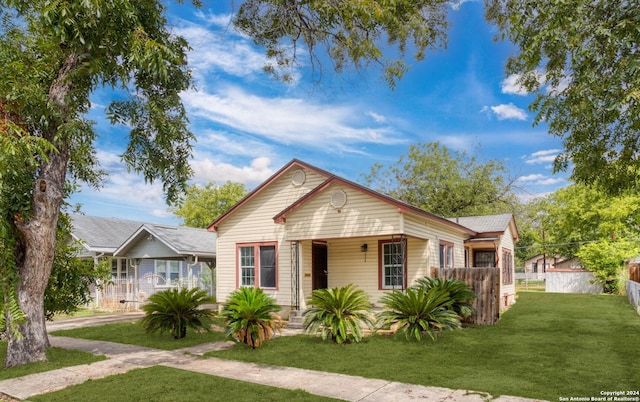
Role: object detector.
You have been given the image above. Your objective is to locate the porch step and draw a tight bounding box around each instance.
[287,310,304,329]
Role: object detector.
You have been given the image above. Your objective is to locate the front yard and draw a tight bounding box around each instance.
[9,292,640,401]
[204,292,639,401]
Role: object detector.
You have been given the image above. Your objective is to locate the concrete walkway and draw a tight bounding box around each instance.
[0,315,545,401]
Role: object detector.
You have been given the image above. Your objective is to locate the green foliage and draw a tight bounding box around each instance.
[576,239,640,294]
[414,277,476,319]
[45,212,112,320]
[0,0,199,364]
[140,288,216,339]
[377,287,462,341]
[361,142,519,217]
[302,284,374,344]
[535,184,640,258]
[486,0,640,195]
[233,0,449,87]
[171,181,249,228]
[221,287,282,348]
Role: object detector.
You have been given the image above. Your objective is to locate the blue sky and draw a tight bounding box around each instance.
[69,0,567,225]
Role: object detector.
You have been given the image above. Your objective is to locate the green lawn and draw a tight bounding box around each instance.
[50,319,229,350]
[28,366,340,402]
[205,292,640,401]
[0,343,105,381]
[18,293,640,401]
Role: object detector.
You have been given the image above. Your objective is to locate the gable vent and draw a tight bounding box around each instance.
[330,189,347,209]
[291,169,306,186]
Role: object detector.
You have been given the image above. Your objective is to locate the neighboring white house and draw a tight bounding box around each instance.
[207,159,519,317]
[70,214,216,309]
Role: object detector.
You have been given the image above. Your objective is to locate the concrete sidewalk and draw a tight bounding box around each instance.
[0,315,545,401]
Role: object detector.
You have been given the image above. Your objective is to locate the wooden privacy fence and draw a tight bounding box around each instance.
[431,267,500,325]
[630,264,640,283]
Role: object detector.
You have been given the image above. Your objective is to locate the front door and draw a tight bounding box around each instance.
[312,242,328,290]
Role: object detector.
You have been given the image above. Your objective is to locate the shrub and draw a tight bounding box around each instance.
[221,287,282,349]
[302,284,374,344]
[377,287,461,341]
[414,276,476,319]
[140,287,216,339]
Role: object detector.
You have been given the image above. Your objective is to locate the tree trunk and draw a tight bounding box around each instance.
[4,53,76,368]
[5,151,68,367]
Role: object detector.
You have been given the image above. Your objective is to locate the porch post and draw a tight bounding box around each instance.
[290,241,300,310]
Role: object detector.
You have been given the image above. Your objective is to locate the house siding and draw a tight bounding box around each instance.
[125,238,181,259]
[500,225,516,309]
[215,167,328,306]
[297,236,430,308]
[283,184,401,240]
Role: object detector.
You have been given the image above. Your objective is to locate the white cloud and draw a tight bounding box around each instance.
[517,173,565,186]
[367,111,386,123]
[518,173,546,182]
[182,86,403,153]
[501,74,529,96]
[523,149,562,164]
[191,157,275,186]
[174,24,268,81]
[489,103,528,121]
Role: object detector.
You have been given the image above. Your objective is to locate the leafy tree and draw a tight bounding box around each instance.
[221,287,282,349]
[233,0,449,87]
[171,181,248,228]
[45,212,111,321]
[140,288,216,339]
[362,142,519,217]
[576,239,640,294]
[486,0,640,194]
[302,284,374,344]
[0,0,456,367]
[377,287,461,341]
[414,277,476,320]
[538,184,640,259]
[0,0,195,367]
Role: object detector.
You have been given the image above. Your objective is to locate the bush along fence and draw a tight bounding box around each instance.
[431,267,500,325]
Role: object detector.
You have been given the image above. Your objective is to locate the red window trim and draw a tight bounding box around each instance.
[378,239,408,290]
[439,240,454,268]
[235,242,278,290]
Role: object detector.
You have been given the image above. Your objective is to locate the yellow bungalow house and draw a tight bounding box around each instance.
[208,159,518,319]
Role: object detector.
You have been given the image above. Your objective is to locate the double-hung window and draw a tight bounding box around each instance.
[379,239,406,289]
[439,241,454,268]
[238,243,277,288]
[155,260,180,286]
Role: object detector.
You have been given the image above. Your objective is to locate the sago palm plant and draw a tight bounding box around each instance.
[377,286,461,341]
[415,276,476,319]
[221,287,282,349]
[140,287,216,339]
[302,284,374,344]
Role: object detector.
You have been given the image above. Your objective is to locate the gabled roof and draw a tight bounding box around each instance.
[273,174,477,235]
[208,159,333,231]
[113,223,216,260]
[71,213,216,262]
[71,213,142,254]
[449,213,519,241]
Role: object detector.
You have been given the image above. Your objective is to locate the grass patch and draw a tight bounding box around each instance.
[0,342,105,381]
[50,319,229,350]
[515,279,545,292]
[205,293,640,401]
[29,366,340,402]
